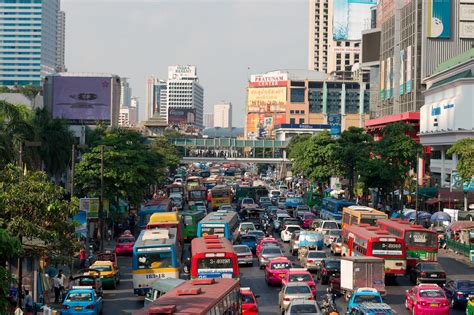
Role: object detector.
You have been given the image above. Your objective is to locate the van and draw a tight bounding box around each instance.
[144,278,186,306]
[311,220,339,233]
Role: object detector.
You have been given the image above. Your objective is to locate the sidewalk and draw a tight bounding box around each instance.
[439,248,473,266]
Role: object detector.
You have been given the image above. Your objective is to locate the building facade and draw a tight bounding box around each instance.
[120,77,131,108]
[167,65,204,129]
[145,76,167,121]
[245,70,369,139]
[204,112,214,128]
[0,0,61,86]
[55,10,65,72]
[213,101,232,128]
[308,0,375,75]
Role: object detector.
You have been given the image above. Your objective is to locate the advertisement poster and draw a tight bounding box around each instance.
[168,108,196,126]
[53,76,112,122]
[406,46,412,93]
[246,112,285,139]
[427,0,451,38]
[247,87,287,112]
[386,57,392,99]
[250,72,288,87]
[328,114,342,136]
[399,49,405,95]
[380,60,385,100]
[333,0,377,41]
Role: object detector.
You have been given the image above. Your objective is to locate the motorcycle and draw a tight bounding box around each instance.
[320,288,339,315]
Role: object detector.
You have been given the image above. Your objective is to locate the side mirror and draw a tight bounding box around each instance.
[255,295,260,299]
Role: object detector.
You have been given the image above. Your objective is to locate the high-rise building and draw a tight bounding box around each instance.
[120,78,131,108]
[119,96,138,127]
[55,10,66,72]
[0,0,61,86]
[167,65,204,129]
[213,101,232,128]
[204,113,214,128]
[308,0,374,76]
[145,76,166,121]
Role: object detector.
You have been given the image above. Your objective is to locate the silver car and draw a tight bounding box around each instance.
[279,282,313,312]
[285,298,322,315]
[300,250,328,271]
[232,245,253,266]
[258,246,283,269]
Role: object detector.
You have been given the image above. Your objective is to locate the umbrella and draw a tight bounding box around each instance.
[430,211,451,223]
[403,210,431,221]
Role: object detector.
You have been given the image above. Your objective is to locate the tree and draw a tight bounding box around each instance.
[0,229,20,314]
[150,137,182,178]
[447,138,474,182]
[335,127,372,199]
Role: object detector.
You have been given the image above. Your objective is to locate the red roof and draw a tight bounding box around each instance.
[365,112,420,128]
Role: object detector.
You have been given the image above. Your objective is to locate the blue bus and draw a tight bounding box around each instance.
[138,198,172,229]
[132,228,180,295]
[319,197,355,223]
[196,210,239,241]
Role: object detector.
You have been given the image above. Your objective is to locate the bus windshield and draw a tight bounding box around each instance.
[405,231,437,248]
[360,217,385,226]
[189,190,206,199]
[201,225,226,237]
[137,252,173,269]
[198,258,233,269]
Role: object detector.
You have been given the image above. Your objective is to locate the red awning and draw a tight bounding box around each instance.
[450,221,474,231]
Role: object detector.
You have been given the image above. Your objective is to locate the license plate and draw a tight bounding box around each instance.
[74,306,82,310]
[430,303,438,307]
[430,274,438,277]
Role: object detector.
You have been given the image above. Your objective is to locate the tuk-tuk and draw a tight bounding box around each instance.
[144,278,186,306]
[73,270,103,297]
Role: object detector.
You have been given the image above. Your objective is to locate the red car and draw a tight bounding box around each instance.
[265,257,292,286]
[115,233,135,256]
[405,283,450,315]
[302,213,317,228]
[240,287,259,315]
[256,237,279,257]
[282,268,317,296]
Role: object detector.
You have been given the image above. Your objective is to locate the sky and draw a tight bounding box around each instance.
[62,0,307,127]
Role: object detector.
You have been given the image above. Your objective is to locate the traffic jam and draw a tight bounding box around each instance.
[67,163,474,315]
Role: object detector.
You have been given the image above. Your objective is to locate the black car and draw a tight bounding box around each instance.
[317,259,341,285]
[443,279,474,308]
[409,262,446,285]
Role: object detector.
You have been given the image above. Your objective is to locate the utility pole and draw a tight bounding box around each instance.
[99,145,105,252]
[71,144,76,197]
[415,152,419,225]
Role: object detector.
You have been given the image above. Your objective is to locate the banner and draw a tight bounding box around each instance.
[328,114,342,136]
[427,0,451,39]
[406,46,412,93]
[385,57,391,99]
[249,73,288,87]
[399,50,405,95]
[333,0,377,41]
[380,60,385,100]
[417,157,424,186]
[247,87,287,112]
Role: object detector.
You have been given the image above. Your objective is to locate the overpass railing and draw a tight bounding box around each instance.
[169,138,289,148]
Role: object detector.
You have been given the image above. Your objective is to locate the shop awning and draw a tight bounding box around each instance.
[425,198,440,205]
[449,221,474,231]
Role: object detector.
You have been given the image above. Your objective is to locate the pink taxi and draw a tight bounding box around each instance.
[282,268,317,296]
[405,283,450,315]
[265,257,292,286]
[256,237,279,257]
[302,213,317,228]
[115,233,135,256]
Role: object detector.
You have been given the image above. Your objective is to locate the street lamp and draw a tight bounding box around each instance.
[99,145,112,252]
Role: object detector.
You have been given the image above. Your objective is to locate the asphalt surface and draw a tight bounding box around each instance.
[102,233,473,315]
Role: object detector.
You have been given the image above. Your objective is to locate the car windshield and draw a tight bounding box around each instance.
[271,191,280,196]
[287,226,300,233]
[326,260,340,269]
[286,285,311,294]
[262,247,281,255]
[66,292,93,302]
[260,198,270,202]
[290,304,318,313]
[300,233,322,242]
[117,237,134,243]
[333,237,342,243]
[249,231,264,237]
[304,214,316,219]
[329,230,341,236]
[354,295,382,303]
[241,223,255,230]
[289,274,312,282]
[241,294,255,304]
[421,263,443,272]
[90,265,111,272]
[233,246,250,253]
[323,222,338,230]
[308,252,327,259]
[242,199,254,204]
[271,262,290,269]
[457,281,474,290]
[240,235,256,242]
[419,290,445,298]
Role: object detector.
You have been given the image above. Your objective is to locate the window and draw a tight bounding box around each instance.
[345,53,350,59]
[336,53,341,59]
[299,118,305,124]
[345,42,350,47]
[290,88,305,103]
[290,118,295,124]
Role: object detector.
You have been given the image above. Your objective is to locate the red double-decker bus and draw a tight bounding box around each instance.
[376,218,438,268]
[191,236,239,279]
[341,224,406,276]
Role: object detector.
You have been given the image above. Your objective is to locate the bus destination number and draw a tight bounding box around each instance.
[146,273,166,279]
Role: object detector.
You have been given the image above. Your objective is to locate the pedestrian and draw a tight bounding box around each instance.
[23,289,33,314]
[79,247,86,269]
[53,270,66,303]
[67,276,76,291]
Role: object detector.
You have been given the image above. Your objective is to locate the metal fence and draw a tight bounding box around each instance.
[446,239,474,257]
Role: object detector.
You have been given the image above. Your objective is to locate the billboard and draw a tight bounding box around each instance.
[333,0,377,41]
[380,59,385,100]
[328,114,342,136]
[168,108,196,126]
[247,87,287,112]
[427,0,451,38]
[168,65,197,80]
[246,112,285,138]
[361,31,380,63]
[406,46,412,93]
[249,72,288,87]
[52,76,112,122]
[399,49,405,95]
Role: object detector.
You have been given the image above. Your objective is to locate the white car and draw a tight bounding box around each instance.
[313,220,339,233]
[323,229,342,247]
[280,225,302,242]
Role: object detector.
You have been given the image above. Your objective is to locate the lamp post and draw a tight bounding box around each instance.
[98,145,112,252]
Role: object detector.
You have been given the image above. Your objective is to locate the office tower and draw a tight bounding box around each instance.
[308,0,374,76]
[167,65,204,129]
[145,76,166,121]
[120,78,132,108]
[204,113,214,128]
[56,10,66,72]
[0,0,61,86]
[213,101,232,128]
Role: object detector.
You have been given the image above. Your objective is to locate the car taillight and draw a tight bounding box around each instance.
[322,268,327,274]
[442,301,450,306]
[249,305,258,312]
[283,297,290,301]
[418,301,427,306]
[307,259,313,263]
[308,296,314,300]
[62,305,70,310]
[456,292,464,297]
[439,272,446,277]
[86,304,95,310]
[420,272,427,277]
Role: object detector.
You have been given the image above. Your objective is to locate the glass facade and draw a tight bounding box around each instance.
[0,0,60,86]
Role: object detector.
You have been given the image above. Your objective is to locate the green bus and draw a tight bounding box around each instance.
[181,210,206,241]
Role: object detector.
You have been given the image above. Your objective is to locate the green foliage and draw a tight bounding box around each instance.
[14,85,41,102]
[75,129,171,206]
[0,165,79,256]
[447,138,474,182]
[150,137,182,176]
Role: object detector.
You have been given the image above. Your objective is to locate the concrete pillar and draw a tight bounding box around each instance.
[322,81,328,120]
[359,83,365,127]
[341,83,346,130]
[441,148,446,185]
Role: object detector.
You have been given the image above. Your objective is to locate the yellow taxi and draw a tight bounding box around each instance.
[88,260,120,289]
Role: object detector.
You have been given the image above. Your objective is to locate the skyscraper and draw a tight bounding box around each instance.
[308,0,373,75]
[213,101,232,128]
[204,113,214,128]
[55,10,66,72]
[0,0,61,86]
[120,78,132,108]
[145,76,166,121]
[167,65,204,129]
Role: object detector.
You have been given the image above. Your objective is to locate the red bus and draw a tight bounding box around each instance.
[132,278,241,315]
[341,224,406,276]
[376,218,438,268]
[191,236,239,279]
